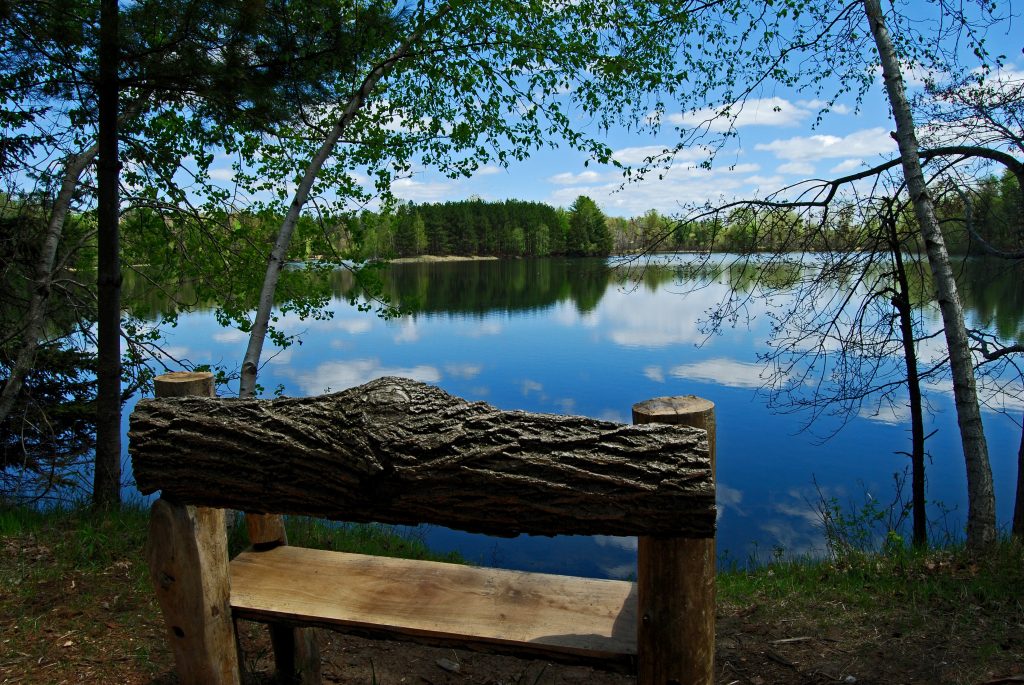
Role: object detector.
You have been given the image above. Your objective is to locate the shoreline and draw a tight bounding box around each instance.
[388,255,501,264]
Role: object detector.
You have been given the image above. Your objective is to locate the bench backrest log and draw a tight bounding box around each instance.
[132,372,717,685]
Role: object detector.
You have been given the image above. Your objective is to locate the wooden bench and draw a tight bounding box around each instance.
[130,372,716,685]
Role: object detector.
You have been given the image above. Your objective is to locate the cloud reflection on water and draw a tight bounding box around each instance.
[669,358,770,389]
[289,358,441,395]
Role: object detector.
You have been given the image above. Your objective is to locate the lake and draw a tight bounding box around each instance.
[123,254,1023,578]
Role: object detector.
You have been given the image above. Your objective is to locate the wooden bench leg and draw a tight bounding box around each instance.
[269,624,322,684]
[247,513,322,684]
[146,498,241,685]
[637,536,715,685]
[633,396,717,685]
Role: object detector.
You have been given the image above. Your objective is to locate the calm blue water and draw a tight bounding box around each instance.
[122,255,1023,578]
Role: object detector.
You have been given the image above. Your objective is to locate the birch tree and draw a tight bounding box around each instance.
[228,0,743,398]
[863,0,996,545]
[629,0,1012,548]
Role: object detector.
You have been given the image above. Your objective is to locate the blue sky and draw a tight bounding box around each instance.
[389,55,1021,219]
[413,92,902,218]
[200,8,1021,220]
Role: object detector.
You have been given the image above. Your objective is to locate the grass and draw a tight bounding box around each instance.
[0,501,463,597]
[715,540,1024,683]
[720,538,1024,610]
[232,512,465,563]
[1,502,1022,684]
[0,502,164,684]
[0,502,153,592]
[0,502,465,685]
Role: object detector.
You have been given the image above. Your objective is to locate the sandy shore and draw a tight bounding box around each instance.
[388,255,501,264]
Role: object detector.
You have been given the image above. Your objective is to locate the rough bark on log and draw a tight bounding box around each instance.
[130,377,714,538]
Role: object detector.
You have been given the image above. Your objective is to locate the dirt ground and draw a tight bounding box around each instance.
[233,602,1024,685]
[5,584,1024,685]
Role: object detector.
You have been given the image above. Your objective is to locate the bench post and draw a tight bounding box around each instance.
[146,371,321,685]
[245,516,321,684]
[633,396,716,685]
[145,372,240,684]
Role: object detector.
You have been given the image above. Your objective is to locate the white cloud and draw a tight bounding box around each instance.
[392,318,420,343]
[717,483,745,521]
[594,536,638,552]
[600,562,638,580]
[212,329,249,344]
[755,127,897,162]
[773,500,823,528]
[443,363,483,380]
[152,345,191,362]
[293,359,440,395]
[333,319,373,335]
[777,161,815,176]
[797,99,851,115]
[550,301,583,326]
[728,163,762,174]
[903,64,946,89]
[554,397,577,414]
[362,99,437,136]
[548,170,605,185]
[391,177,458,203]
[829,159,865,175]
[743,174,785,189]
[275,312,374,337]
[547,160,771,216]
[264,347,294,365]
[611,145,668,165]
[667,97,812,132]
[918,66,1024,148]
[668,358,768,389]
[597,286,709,347]
[475,165,502,176]
[465,320,503,337]
[984,63,1024,83]
[597,408,627,423]
[858,404,911,425]
[611,145,670,166]
[644,365,665,383]
[209,167,235,182]
[611,144,712,167]
[520,379,544,396]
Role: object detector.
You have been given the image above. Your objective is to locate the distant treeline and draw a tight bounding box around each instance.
[337,171,1019,259]
[117,170,1021,266]
[342,196,613,259]
[613,170,1022,255]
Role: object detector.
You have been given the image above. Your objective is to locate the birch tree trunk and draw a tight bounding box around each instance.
[863,0,996,547]
[237,4,455,399]
[0,95,143,429]
[0,145,99,425]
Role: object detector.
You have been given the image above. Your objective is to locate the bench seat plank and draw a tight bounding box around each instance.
[230,546,637,665]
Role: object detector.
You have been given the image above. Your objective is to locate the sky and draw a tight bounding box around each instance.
[201,5,1022,220]
[396,93,906,218]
